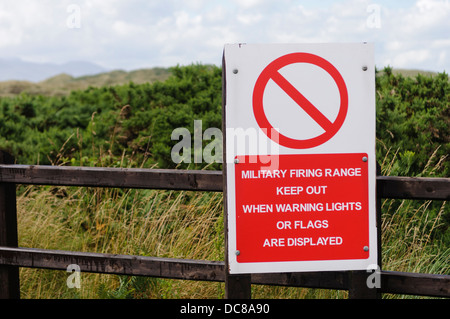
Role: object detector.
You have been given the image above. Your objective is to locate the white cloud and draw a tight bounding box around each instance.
[0,0,448,72]
[397,0,450,37]
[0,10,23,47]
[392,49,432,68]
[374,0,450,71]
[236,13,263,25]
[112,20,145,37]
[232,0,265,9]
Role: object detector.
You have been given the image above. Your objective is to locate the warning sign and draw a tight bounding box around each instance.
[223,43,377,274]
[234,153,369,263]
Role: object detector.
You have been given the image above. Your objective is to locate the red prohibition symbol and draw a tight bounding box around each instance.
[252,52,349,149]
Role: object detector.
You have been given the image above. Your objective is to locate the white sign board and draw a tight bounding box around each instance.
[223,43,377,274]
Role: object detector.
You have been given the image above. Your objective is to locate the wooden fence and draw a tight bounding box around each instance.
[0,150,449,299]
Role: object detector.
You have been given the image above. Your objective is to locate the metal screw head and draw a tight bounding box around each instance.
[362,66,368,71]
[234,158,240,164]
[233,69,238,74]
[235,250,240,256]
[362,156,368,162]
[363,246,369,252]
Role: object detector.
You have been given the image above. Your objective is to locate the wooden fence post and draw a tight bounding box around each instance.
[225,273,252,299]
[222,54,252,299]
[0,151,20,299]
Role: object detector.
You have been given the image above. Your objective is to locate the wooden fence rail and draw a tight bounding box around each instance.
[0,152,449,299]
[0,164,449,199]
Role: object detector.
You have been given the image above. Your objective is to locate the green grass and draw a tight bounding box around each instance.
[18,185,226,299]
[9,66,449,299]
[16,155,448,299]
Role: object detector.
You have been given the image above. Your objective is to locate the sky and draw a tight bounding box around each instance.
[0,0,449,73]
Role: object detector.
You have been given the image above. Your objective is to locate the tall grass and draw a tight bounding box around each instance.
[17,186,225,299]
[15,146,448,299]
[377,147,449,298]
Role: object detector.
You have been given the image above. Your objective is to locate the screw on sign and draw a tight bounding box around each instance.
[252,52,348,149]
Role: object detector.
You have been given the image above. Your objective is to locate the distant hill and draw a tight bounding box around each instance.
[0,67,171,97]
[0,58,106,82]
[0,66,445,98]
[389,68,443,78]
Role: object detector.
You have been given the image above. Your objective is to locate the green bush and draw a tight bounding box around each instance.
[375,67,449,177]
[0,64,223,168]
[0,64,447,176]
[2,64,448,298]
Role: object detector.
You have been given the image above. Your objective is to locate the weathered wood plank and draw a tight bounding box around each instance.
[0,166,448,200]
[0,165,223,192]
[348,270,379,299]
[0,247,349,291]
[0,246,225,282]
[0,247,449,297]
[0,152,20,299]
[378,176,450,200]
[380,270,450,297]
[251,271,348,290]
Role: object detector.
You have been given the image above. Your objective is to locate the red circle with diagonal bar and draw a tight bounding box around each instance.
[252,52,348,149]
